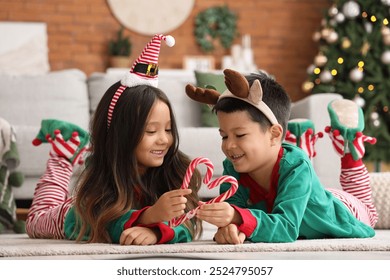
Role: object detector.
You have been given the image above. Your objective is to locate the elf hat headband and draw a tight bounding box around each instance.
[107,34,175,129]
[185,69,278,125]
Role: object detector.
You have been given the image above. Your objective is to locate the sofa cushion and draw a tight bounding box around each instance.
[194,70,226,127]
[0,69,89,129]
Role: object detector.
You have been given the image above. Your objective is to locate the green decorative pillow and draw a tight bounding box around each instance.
[194,71,226,127]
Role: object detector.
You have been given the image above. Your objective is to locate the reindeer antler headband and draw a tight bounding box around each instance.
[185,69,278,125]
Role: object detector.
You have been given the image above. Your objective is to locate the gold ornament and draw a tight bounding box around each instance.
[302,81,314,93]
[342,37,352,49]
[361,41,370,56]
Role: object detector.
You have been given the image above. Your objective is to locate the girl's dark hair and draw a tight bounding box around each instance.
[213,72,291,138]
[74,82,202,243]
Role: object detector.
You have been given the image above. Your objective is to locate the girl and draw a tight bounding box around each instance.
[186,69,377,244]
[26,35,202,245]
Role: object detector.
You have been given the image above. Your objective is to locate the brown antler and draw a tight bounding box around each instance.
[223,69,249,98]
[185,84,220,105]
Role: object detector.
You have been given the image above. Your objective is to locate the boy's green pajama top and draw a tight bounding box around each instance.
[220,143,375,243]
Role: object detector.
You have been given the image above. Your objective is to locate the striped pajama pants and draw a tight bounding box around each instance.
[25,156,74,239]
[327,153,378,228]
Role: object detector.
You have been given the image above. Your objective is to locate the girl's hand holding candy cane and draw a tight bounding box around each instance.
[138,188,192,225]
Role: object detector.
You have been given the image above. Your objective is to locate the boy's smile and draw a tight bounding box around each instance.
[217,110,280,188]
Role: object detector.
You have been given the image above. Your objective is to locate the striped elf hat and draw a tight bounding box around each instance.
[107,34,175,128]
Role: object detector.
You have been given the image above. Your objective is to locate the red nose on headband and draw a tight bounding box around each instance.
[106,34,175,129]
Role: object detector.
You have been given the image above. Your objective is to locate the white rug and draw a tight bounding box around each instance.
[1,230,389,258]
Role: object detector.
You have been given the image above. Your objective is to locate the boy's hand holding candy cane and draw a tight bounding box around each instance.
[196,201,242,228]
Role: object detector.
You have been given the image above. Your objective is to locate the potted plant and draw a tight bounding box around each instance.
[108,27,132,68]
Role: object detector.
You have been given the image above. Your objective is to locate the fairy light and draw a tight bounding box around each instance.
[362,12,368,18]
[331,69,337,76]
[358,61,365,68]
[314,68,321,75]
[315,78,321,85]
[371,15,377,22]
[384,18,389,25]
[337,57,344,64]
[358,87,364,94]
[368,84,375,91]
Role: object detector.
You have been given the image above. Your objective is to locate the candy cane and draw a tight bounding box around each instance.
[204,175,238,204]
[168,157,213,227]
[181,157,214,189]
[169,157,238,227]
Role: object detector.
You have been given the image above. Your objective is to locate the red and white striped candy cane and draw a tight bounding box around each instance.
[168,157,214,227]
[204,175,238,205]
[169,173,238,227]
[181,157,214,189]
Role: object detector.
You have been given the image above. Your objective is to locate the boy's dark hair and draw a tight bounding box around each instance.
[213,71,291,138]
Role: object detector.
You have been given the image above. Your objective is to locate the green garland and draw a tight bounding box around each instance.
[194,6,238,53]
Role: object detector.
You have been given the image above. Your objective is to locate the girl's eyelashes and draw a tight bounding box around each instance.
[145,128,172,134]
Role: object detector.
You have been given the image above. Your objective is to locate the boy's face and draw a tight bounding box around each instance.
[135,100,173,174]
[218,110,278,175]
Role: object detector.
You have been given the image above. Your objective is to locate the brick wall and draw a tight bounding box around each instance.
[0,0,329,101]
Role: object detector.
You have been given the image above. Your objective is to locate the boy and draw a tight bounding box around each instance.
[186,69,377,244]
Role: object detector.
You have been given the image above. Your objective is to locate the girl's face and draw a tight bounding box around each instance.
[218,110,275,175]
[135,100,173,174]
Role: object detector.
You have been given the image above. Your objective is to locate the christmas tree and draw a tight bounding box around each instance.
[303,0,390,168]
